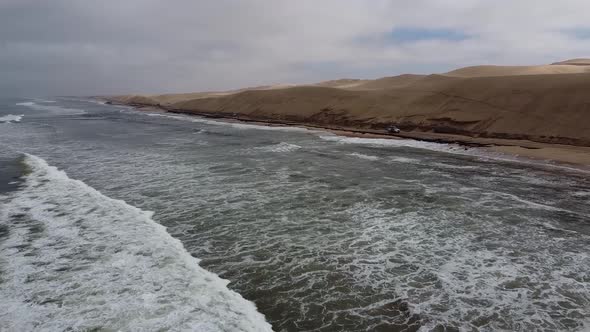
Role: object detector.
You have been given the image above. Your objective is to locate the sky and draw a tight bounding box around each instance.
[1,0,590,97]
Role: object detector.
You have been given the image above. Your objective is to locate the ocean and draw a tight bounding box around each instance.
[1,98,589,331]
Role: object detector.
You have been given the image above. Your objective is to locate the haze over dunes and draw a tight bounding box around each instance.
[109,59,590,147]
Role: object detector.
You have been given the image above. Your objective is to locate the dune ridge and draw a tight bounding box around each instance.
[551,59,590,66]
[443,64,590,77]
[108,59,590,149]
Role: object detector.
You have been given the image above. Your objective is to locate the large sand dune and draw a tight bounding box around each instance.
[108,59,590,147]
[443,64,590,77]
[551,58,590,66]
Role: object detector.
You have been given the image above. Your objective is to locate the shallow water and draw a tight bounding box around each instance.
[1,98,589,331]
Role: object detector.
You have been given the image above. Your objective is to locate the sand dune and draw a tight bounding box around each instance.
[110,94,160,105]
[345,74,427,90]
[312,79,369,89]
[110,84,299,106]
[108,59,590,147]
[444,64,590,77]
[551,58,590,66]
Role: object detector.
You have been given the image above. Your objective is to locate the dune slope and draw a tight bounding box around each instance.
[444,65,590,77]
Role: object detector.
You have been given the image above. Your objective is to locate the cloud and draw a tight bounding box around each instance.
[388,27,470,43]
[1,0,590,97]
[562,28,590,39]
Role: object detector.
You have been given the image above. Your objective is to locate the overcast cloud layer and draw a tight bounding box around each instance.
[1,0,590,97]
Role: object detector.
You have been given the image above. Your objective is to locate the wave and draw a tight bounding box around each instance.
[390,156,419,164]
[431,162,478,170]
[0,114,23,123]
[320,135,470,153]
[135,111,320,133]
[572,191,590,198]
[88,99,107,105]
[0,154,272,332]
[320,135,590,174]
[118,106,590,175]
[348,152,380,161]
[256,142,302,153]
[124,107,589,173]
[340,202,590,331]
[15,101,85,115]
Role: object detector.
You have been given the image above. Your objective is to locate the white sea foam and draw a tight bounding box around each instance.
[390,156,420,164]
[83,98,107,105]
[348,152,380,161]
[340,202,590,331]
[257,142,302,153]
[572,191,590,198]
[0,154,272,332]
[15,101,85,115]
[222,121,319,133]
[0,114,23,123]
[432,162,478,170]
[540,222,580,234]
[319,135,590,174]
[320,134,469,153]
[472,189,587,217]
[123,107,588,173]
[133,111,321,133]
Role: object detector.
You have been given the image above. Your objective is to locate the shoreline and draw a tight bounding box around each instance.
[104,100,590,172]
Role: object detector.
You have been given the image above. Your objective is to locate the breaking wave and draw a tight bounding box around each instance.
[0,114,23,123]
[320,135,590,174]
[139,111,320,133]
[320,135,470,153]
[15,101,85,115]
[348,152,380,161]
[0,154,272,332]
[256,142,302,153]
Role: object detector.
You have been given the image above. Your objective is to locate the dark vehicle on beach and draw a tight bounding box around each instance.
[386,125,401,133]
